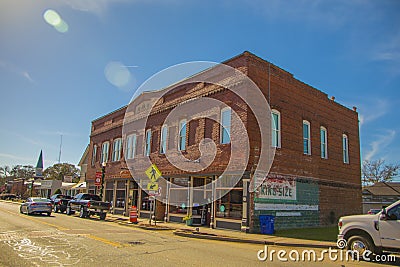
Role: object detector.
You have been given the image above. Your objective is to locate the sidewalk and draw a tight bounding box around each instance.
[106,213,336,249]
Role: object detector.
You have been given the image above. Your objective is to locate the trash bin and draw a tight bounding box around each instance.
[259,215,274,234]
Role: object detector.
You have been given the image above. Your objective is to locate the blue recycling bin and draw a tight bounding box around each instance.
[259,215,275,234]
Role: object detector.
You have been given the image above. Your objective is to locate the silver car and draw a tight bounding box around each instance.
[20,197,52,216]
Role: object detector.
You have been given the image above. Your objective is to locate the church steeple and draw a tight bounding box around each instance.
[35,150,44,178]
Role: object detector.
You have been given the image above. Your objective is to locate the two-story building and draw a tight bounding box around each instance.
[87,51,362,232]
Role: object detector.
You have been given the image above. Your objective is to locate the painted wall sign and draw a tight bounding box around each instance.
[254,203,319,211]
[257,175,296,200]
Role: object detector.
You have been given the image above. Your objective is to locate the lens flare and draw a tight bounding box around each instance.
[43,9,61,26]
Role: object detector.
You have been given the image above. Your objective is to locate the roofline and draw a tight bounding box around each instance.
[92,105,128,123]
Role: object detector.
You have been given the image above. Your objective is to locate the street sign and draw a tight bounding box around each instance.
[95,171,102,186]
[145,164,162,182]
[147,182,159,191]
[148,187,161,197]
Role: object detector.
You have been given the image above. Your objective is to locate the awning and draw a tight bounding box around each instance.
[71,182,86,189]
[61,182,76,190]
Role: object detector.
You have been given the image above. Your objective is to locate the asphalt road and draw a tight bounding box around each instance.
[0,201,397,267]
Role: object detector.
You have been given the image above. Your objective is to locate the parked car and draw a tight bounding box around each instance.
[338,200,400,254]
[66,193,110,220]
[0,193,17,200]
[50,194,73,213]
[367,208,382,215]
[20,197,52,216]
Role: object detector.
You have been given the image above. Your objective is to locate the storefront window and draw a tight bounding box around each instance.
[115,181,126,209]
[216,179,243,219]
[140,191,153,211]
[105,181,114,203]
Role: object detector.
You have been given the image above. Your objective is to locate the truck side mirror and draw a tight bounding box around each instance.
[379,208,387,220]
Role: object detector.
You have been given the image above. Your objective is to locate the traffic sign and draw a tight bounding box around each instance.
[147,182,159,191]
[95,171,102,186]
[145,164,162,182]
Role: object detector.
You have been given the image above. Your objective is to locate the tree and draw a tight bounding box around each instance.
[0,165,11,178]
[362,159,400,185]
[43,163,80,181]
[10,165,35,179]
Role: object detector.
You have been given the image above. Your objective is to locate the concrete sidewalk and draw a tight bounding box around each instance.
[2,200,336,249]
[106,213,336,249]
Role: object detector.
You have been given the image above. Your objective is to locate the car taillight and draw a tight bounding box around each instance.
[87,202,91,208]
[57,200,62,205]
[31,203,37,206]
[47,203,52,207]
[338,220,343,228]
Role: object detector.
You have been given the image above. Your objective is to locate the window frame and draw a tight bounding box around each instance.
[343,134,349,164]
[320,126,328,159]
[160,125,168,154]
[100,141,109,164]
[91,144,97,166]
[220,107,231,144]
[271,109,281,148]
[111,138,122,162]
[126,134,137,160]
[303,120,311,155]
[178,119,187,151]
[145,129,152,156]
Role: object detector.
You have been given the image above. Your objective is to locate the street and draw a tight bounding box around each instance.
[0,201,397,267]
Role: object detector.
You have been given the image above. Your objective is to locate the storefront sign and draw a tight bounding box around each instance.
[255,203,318,211]
[64,175,73,183]
[257,175,296,200]
[40,180,53,189]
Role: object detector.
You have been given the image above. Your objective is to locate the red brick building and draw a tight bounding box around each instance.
[87,51,361,232]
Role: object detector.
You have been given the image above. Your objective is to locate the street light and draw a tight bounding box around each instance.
[100,162,106,200]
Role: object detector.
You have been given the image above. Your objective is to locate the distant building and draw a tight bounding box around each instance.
[362,182,400,213]
[86,51,361,232]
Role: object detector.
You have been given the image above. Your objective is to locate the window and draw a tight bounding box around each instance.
[100,141,109,164]
[178,120,187,151]
[320,127,328,159]
[220,107,231,144]
[303,120,311,155]
[271,110,281,148]
[160,125,168,154]
[91,144,97,166]
[112,138,122,161]
[145,129,151,156]
[126,134,136,159]
[343,134,349,164]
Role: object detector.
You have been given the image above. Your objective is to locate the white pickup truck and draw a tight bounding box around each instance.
[338,200,400,254]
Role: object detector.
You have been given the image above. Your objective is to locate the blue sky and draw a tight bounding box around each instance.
[0,0,399,180]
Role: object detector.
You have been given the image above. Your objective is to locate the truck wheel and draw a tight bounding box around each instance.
[66,206,72,215]
[347,235,375,254]
[79,206,88,218]
[99,212,106,220]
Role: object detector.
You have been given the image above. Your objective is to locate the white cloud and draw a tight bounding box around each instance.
[364,130,396,161]
[356,99,389,127]
[0,60,35,84]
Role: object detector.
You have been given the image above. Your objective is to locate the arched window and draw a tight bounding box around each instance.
[112,138,122,161]
[101,141,109,163]
[160,125,168,154]
[271,110,281,148]
[220,107,231,144]
[320,127,328,159]
[126,134,136,159]
[178,120,187,151]
[145,129,151,156]
[343,134,349,164]
[303,120,311,155]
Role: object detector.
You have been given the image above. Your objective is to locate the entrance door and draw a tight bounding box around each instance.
[379,203,400,249]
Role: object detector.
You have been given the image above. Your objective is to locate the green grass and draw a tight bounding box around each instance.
[274,226,338,242]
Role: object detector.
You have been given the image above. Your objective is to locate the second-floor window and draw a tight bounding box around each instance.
[101,141,109,164]
[303,120,311,155]
[160,125,168,154]
[112,138,122,161]
[91,144,97,166]
[271,110,281,148]
[145,129,151,156]
[126,134,136,159]
[320,127,328,159]
[343,134,349,164]
[178,120,187,151]
[220,107,231,144]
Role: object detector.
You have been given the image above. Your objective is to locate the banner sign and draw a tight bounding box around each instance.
[257,174,296,200]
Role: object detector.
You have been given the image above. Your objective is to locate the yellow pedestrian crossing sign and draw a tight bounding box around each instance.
[145,164,162,182]
[147,182,159,191]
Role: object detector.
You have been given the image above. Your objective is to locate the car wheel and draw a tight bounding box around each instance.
[47,212,51,216]
[66,206,72,215]
[347,235,375,254]
[19,206,23,214]
[79,207,87,218]
[99,212,106,220]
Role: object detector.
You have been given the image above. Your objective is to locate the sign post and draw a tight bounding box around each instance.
[145,164,162,225]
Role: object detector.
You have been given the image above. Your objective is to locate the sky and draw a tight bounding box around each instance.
[0,0,399,180]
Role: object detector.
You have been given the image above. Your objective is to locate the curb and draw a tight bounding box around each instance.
[173,230,335,249]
